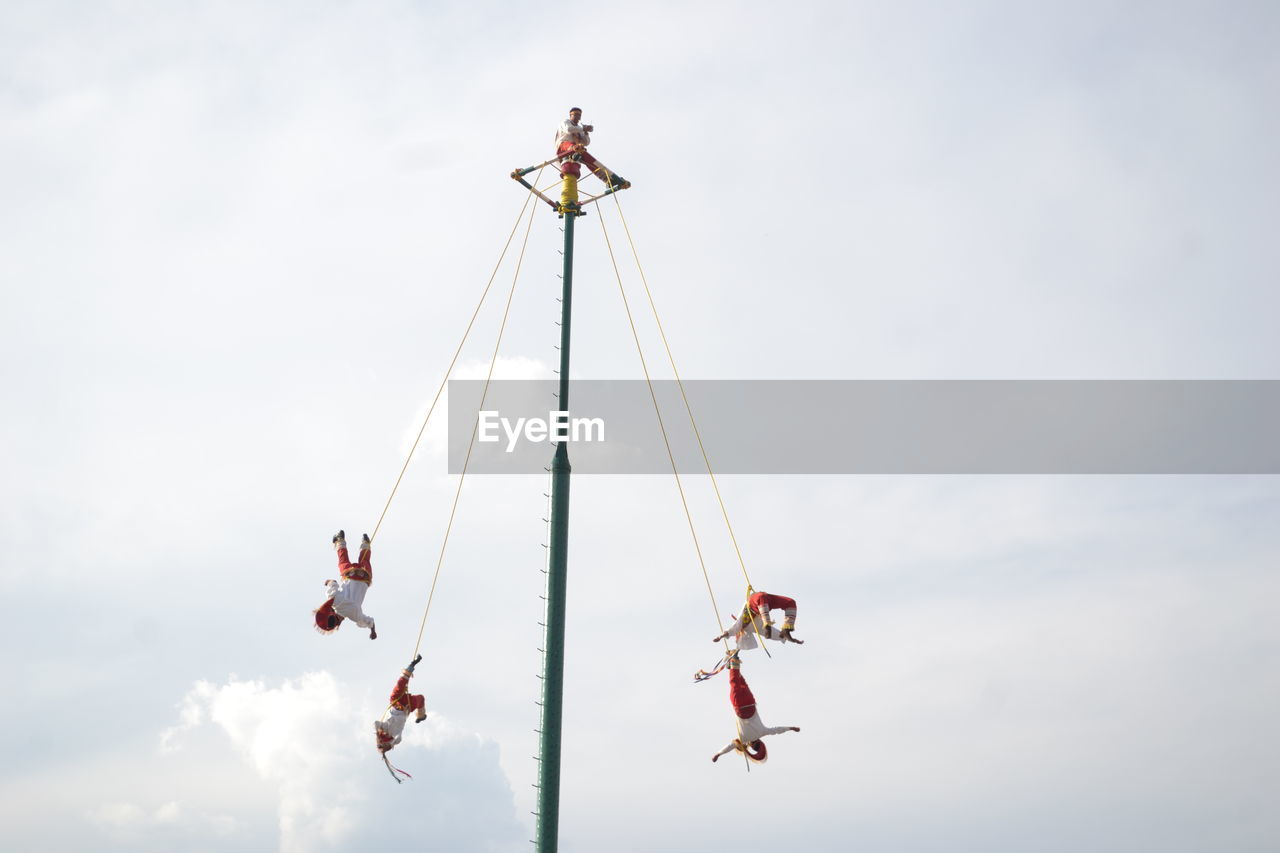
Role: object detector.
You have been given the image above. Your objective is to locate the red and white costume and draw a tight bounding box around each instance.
[713,665,796,763]
[554,118,597,179]
[314,538,375,634]
[375,672,426,753]
[723,591,799,650]
[553,115,625,187]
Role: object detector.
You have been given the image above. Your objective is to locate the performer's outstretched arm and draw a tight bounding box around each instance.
[711,742,738,762]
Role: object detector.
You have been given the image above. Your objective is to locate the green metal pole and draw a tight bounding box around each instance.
[536,201,578,853]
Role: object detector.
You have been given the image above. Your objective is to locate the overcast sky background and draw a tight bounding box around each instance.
[2,1,1279,851]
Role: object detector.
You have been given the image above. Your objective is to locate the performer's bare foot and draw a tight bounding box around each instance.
[711,754,719,763]
[791,726,801,732]
[782,630,804,644]
[369,625,377,640]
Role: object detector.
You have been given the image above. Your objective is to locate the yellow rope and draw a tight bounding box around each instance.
[593,206,729,651]
[411,186,540,659]
[598,198,770,660]
[744,605,772,660]
[369,168,546,543]
[607,191,755,591]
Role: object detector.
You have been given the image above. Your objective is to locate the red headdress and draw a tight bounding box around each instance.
[374,722,412,783]
[738,738,768,763]
[314,599,345,634]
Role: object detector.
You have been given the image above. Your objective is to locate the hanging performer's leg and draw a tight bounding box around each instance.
[330,530,376,639]
[726,652,756,719]
[336,532,373,582]
[356,533,372,573]
[750,591,803,644]
[390,654,428,724]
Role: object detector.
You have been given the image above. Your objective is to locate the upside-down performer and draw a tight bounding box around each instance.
[711,651,800,764]
[554,106,629,190]
[375,654,427,782]
[313,530,377,640]
[713,589,804,647]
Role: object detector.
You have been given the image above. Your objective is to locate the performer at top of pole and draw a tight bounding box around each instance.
[554,107,629,190]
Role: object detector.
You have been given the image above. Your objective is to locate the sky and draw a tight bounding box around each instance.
[2,1,1279,851]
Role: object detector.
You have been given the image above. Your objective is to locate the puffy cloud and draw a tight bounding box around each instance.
[163,671,525,853]
[159,686,207,753]
[85,799,239,847]
[86,802,148,828]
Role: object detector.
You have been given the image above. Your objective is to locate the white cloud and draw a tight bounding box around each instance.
[85,799,239,845]
[159,687,207,753]
[86,802,147,829]
[152,801,181,824]
[407,355,554,459]
[163,671,525,852]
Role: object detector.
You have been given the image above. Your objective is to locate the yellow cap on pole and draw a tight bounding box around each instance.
[560,174,579,207]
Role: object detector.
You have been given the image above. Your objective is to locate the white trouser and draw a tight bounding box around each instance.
[733,621,788,650]
[326,578,375,629]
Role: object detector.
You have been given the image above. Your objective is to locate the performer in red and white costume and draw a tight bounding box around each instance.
[554,107,629,188]
[313,530,377,639]
[713,589,804,648]
[711,651,799,764]
[375,655,427,754]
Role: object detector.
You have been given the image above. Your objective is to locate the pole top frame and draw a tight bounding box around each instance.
[510,147,632,215]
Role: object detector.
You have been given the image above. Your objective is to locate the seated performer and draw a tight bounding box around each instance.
[711,651,800,764]
[554,106,629,189]
[713,589,804,647]
[313,530,377,639]
[375,654,428,754]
